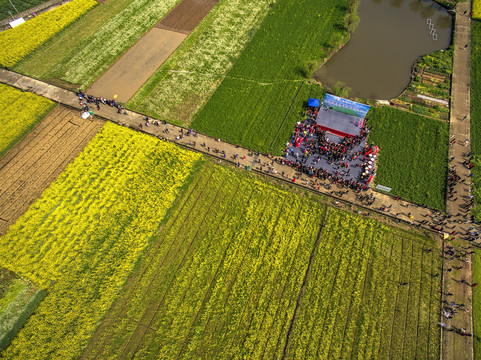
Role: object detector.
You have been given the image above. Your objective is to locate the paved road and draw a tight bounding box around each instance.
[443,2,474,360]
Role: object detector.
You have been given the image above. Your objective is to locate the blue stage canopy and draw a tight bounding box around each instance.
[308,98,320,108]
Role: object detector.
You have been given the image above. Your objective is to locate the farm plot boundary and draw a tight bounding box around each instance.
[155,0,220,34]
[0,105,104,235]
[87,29,186,103]
[87,0,221,103]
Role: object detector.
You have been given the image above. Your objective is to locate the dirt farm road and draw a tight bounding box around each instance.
[87,28,186,103]
[442,2,474,360]
[0,11,477,352]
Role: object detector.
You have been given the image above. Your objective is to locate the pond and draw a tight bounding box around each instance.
[314,0,453,100]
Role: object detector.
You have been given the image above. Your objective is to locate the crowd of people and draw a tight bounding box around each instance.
[276,158,371,192]
[288,115,370,162]
[283,112,375,191]
[76,90,127,114]
[438,242,477,338]
[69,91,477,340]
[448,167,460,201]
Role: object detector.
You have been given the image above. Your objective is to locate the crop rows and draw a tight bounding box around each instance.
[285,211,441,359]
[367,106,449,210]
[193,79,303,153]
[128,0,278,126]
[192,0,348,154]
[0,83,54,158]
[80,164,325,359]
[58,0,182,88]
[0,0,96,67]
[80,162,441,359]
[0,105,104,236]
[0,123,202,359]
[14,0,182,88]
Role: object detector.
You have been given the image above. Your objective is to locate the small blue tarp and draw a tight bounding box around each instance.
[308,98,320,108]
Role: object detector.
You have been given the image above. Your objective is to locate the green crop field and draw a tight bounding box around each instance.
[285,211,440,359]
[367,106,449,210]
[471,21,481,359]
[193,79,303,153]
[192,0,350,154]
[128,0,277,126]
[0,268,45,353]
[193,80,327,154]
[0,0,44,21]
[471,20,481,221]
[79,163,441,359]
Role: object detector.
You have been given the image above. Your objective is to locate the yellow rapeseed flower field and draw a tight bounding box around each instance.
[0,123,202,358]
[0,0,96,67]
[0,83,54,157]
[474,0,481,19]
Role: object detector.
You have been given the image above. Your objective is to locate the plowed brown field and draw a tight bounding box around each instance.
[156,0,219,34]
[0,105,104,235]
[87,29,186,103]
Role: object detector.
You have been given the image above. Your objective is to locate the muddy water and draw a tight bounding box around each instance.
[314,0,452,99]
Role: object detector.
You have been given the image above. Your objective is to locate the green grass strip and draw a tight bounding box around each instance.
[470,20,481,221]
[0,280,45,353]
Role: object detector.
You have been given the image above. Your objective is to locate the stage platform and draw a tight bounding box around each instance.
[315,106,365,137]
[285,133,370,184]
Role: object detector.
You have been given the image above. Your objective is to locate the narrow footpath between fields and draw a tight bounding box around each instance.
[443,2,474,359]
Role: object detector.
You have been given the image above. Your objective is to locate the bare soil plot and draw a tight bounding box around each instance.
[0,105,103,235]
[155,0,219,34]
[87,28,186,103]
